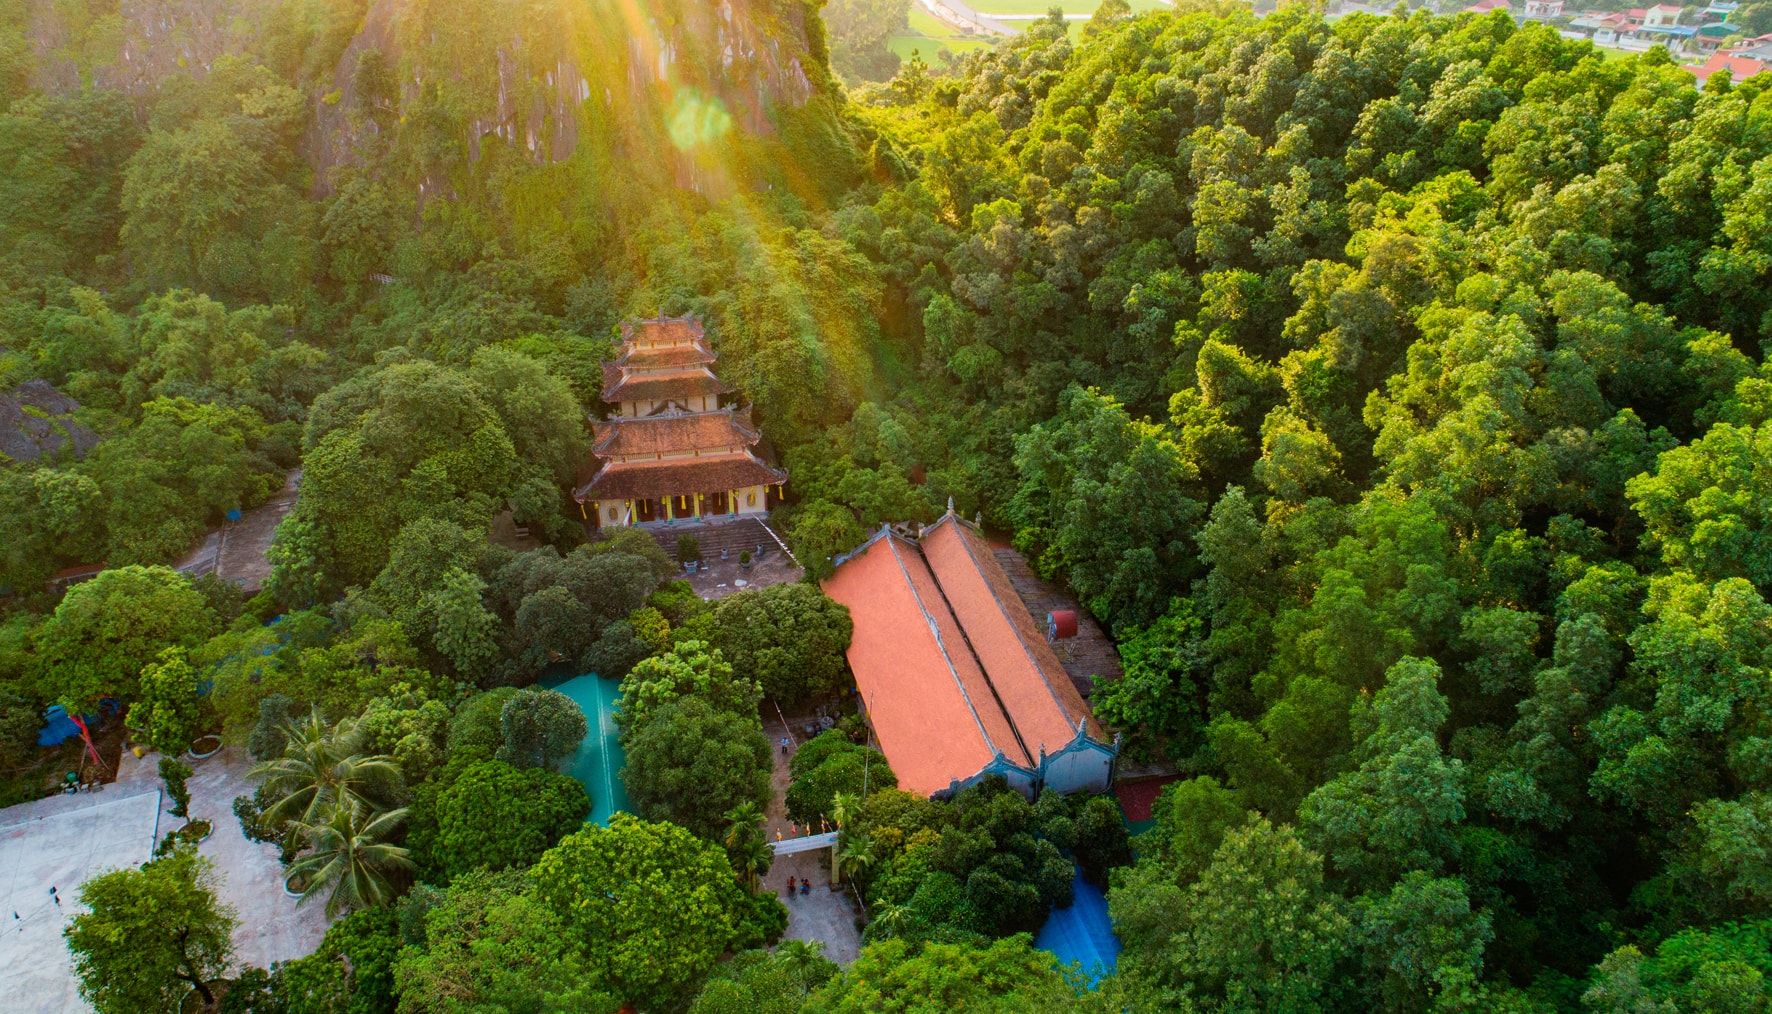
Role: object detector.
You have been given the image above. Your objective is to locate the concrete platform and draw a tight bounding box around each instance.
[0,744,333,1013]
[0,790,162,1014]
[167,746,329,972]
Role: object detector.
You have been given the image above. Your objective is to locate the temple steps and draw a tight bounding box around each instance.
[643,516,783,563]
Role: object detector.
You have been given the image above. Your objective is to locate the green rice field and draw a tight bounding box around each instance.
[890,7,995,63]
[888,0,1173,63]
[964,0,1170,12]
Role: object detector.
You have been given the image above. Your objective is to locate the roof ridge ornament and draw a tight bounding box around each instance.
[947,496,955,516]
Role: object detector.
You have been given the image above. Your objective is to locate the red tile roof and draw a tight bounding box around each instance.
[617,344,716,369]
[621,315,706,347]
[822,514,1111,797]
[575,454,785,502]
[822,531,1028,795]
[920,520,1104,751]
[1690,52,1770,80]
[592,408,759,458]
[601,370,730,404]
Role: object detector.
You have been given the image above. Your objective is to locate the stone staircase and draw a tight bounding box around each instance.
[645,517,791,564]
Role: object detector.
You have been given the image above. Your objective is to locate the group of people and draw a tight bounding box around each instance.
[784,876,812,897]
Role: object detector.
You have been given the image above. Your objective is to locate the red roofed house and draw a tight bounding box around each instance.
[573,313,785,527]
[1689,50,1770,82]
[1464,0,1511,13]
[822,509,1119,799]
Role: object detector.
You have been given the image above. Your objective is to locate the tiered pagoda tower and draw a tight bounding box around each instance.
[573,313,785,527]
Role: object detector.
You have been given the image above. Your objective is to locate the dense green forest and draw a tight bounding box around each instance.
[3,0,1772,1010]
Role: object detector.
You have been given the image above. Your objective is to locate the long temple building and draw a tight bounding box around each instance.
[573,314,786,527]
[822,509,1119,799]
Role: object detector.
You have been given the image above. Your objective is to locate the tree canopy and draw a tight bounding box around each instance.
[529,815,747,1010]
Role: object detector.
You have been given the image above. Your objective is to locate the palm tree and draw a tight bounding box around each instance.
[837,832,875,885]
[723,801,765,851]
[250,708,402,825]
[829,791,859,830]
[286,800,413,918]
[775,938,831,990]
[869,901,911,940]
[731,835,774,893]
[723,801,772,890]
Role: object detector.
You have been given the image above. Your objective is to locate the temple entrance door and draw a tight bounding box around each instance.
[674,494,694,519]
[635,498,660,523]
[707,491,729,516]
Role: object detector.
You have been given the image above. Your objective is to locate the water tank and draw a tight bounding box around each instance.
[1047,609,1078,640]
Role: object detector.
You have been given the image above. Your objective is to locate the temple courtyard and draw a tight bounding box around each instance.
[0,747,328,1013]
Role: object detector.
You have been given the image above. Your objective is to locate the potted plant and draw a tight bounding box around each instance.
[739,550,752,572]
[678,534,703,573]
[154,818,214,856]
[187,733,222,759]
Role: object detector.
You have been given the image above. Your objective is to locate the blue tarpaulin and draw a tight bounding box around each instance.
[36,705,85,746]
[35,699,119,746]
[1035,866,1121,985]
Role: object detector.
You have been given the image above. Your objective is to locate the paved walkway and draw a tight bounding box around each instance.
[760,712,863,964]
[217,470,300,593]
[0,789,162,1013]
[690,552,802,600]
[0,744,331,1011]
[171,469,301,593]
[157,746,330,971]
[772,850,861,965]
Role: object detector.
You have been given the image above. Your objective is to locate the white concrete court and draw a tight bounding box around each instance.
[0,789,163,1014]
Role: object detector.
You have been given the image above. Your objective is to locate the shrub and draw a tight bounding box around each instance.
[786,730,894,825]
[423,760,591,881]
[677,534,702,564]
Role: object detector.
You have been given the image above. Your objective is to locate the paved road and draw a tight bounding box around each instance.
[920,0,1017,36]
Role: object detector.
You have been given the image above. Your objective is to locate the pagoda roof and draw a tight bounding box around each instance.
[575,453,786,502]
[620,314,706,347]
[601,369,730,404]
[614,343,716,369]
[592,407,759,457]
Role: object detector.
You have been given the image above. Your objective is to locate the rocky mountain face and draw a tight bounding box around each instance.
[0,379,97,464]
[23,0,834,195]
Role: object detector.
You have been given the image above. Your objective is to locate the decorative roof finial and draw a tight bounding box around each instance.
[974,511,982,527]
[946,496,955,516]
